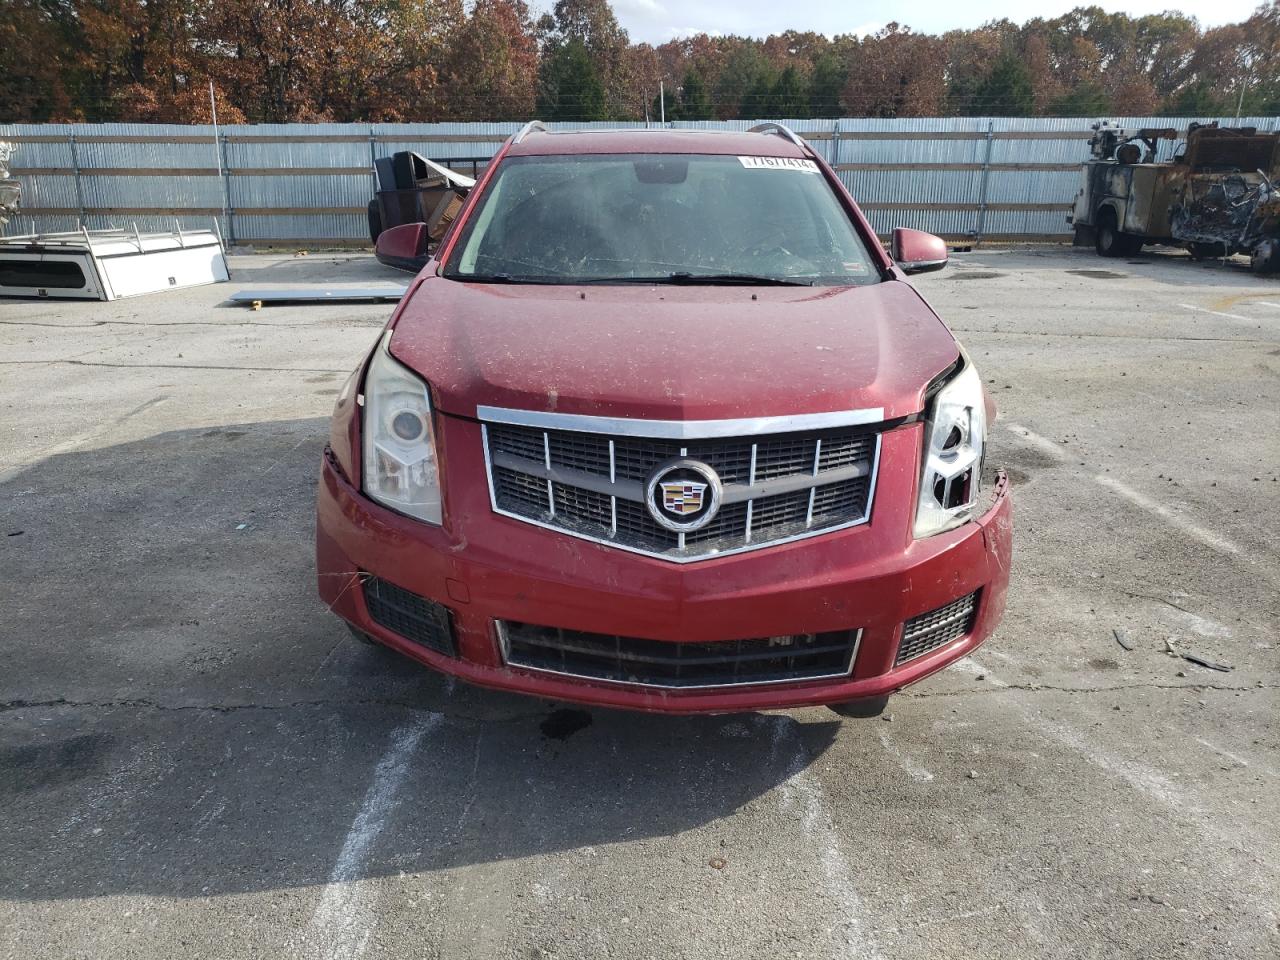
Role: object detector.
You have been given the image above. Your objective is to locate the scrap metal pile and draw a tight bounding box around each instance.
[1170,161,1280,266]
[1072,121,1280,272]
[0,141,20,227]
[369,151,476,272]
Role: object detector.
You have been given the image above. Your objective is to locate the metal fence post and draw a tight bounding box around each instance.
[68,133,86,228]
[218,132,235,244]
[831,118,841,169]
[973,120,995,242]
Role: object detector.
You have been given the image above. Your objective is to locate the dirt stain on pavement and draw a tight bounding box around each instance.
[1,734,114,795]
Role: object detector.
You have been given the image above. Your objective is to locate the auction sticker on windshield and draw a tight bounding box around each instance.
[738,156,819,172]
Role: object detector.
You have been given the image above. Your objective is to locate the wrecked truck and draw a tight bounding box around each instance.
[0,141,20,229]
[1071,121,1280,272]
[317,122,1012,718]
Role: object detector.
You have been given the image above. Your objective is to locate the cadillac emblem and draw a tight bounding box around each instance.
[661,480,707,515]
[646,458,723,532]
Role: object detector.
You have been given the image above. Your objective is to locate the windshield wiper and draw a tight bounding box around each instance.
[456,272,816,286]
[457,273,564,284]
[614,272,815,286]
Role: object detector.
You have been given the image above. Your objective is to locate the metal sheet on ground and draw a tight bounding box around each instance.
[229,286,407,305]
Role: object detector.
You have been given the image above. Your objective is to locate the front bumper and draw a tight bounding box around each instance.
[316,419,1012,714]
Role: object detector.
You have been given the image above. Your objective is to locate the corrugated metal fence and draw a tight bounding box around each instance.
[3,116,1277,245]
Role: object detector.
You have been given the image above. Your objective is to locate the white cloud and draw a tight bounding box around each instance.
[609,0,1260,46]
[614,0,668,15]
[666,25,725,39]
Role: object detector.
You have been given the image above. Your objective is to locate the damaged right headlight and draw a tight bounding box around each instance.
[914,354,986,538]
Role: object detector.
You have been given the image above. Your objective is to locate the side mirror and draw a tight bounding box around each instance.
[374,222,431,273]
[891,228,948,275]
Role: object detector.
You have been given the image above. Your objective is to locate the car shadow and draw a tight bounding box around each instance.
[0,419,842,902]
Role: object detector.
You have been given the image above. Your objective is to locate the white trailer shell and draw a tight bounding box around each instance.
[0,227,229,300]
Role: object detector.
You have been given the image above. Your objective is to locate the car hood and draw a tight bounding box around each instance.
[389,276,959,422]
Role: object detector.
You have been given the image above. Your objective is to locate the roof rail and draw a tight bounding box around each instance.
[513,120,547,144]
[747,122,806,149]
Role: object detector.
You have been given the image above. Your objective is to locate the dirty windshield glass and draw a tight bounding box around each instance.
[444,153,880,285]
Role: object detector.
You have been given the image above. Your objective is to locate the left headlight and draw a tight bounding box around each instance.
[362,336,443,524]
[914,354,986,538]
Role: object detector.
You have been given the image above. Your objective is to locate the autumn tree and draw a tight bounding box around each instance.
[619,43,661,120]
[439,0,539,120]
[1048,81,1110,116]
[843,24,947,117]
[2,1,1276,124]
[0,0,81,121]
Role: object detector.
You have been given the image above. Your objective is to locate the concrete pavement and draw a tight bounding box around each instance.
[1,247,1277,959]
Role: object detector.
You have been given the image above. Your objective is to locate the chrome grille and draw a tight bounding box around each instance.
[483,413,881,562]
[896,591,979,665]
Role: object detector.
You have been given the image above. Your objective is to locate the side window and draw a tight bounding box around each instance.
[0,259,88,289]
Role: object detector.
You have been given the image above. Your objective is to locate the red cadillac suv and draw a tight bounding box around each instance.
[316,122,1012,717]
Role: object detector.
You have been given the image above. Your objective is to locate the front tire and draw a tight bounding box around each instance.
[367,199,383,244]
[1095,212,1141,258]
[827,695,890,719]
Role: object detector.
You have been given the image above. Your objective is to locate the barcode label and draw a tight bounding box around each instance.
[738,156,819,172]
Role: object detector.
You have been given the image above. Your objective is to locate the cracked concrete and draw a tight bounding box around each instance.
[1,247,1278,960]
[2,678,1270,718]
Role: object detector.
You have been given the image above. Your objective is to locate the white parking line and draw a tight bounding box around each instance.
[767,716,882,960]
[1021,708,1196,812]
[1001,422,1068,462]
[300,715,439,960]
[1193,736,1253,769]
[1093,475,1242,557]
[877,729,935,783]
[1003,423,1247,560]
[1177,303,1252,322]
[959,657,1280,871]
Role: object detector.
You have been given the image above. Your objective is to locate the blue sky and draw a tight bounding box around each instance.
[568,0,1263,45]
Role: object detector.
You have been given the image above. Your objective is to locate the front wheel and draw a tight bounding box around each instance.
[1095,215,1141,258]
[827,695,890,719]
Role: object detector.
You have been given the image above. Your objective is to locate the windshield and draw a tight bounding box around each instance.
[443,153,880,285]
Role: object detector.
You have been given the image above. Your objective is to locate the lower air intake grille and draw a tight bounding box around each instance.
[362,576,455,656]
[897,591,979,665]
[499,621,860,689]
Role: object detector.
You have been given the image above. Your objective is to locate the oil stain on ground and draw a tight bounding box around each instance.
[948,271,1004,280]
[540,708,593,741]
[1067,269,1127,280]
